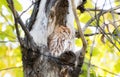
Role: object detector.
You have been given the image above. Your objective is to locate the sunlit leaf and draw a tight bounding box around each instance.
[114,0,120,6]
[79,12,91,23]
[13,0,23,11]
[84,28,92,34]
[0,0,7,9]
[0,45,7,57]
[0,0,22,11]
[75,38,82,47]
[84,0,94,8]
[92,47,101,57]
[105,13,113,20]
[114,60,120,72]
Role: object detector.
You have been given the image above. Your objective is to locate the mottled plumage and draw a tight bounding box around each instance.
[48,26,74,57]
[47,0,82,57]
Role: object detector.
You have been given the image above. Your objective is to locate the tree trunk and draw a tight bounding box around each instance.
[21,0,85,77]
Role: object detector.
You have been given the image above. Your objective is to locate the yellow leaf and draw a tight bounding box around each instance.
[75,38,82,47]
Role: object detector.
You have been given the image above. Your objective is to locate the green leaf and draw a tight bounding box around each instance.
[105,13,113,20]
[0,0,7,9]
[79,12,91,23]
[114,0,120,6]
[0,32,8,40]
[0,0,22,11]
[85,0,94,8]
[13,68,23,77]
[114,60,120,72]
[75,38,82,47]
[13,0,23,11]
[90,15,104,26]
[5,26,16,40]
[84,28,92,34]
[0,45,7,57]
[92,47,101,56]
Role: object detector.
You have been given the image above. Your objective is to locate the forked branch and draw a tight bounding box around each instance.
[7,0,33,46]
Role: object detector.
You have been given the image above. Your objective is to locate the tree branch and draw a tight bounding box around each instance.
[83,5,120,32]
[85,8,120,15]
[84,62,120,76]
[98,26,120,51]
[71,0,87,55]
[75,32,120,37]
[0,40,17,43]
[19,2,35,17]
[7,0,22,45]
[71,0,87,75]
[87,30,96,77]
[7,0,33,46]
[0,66,22,72]
[27,0,41,31]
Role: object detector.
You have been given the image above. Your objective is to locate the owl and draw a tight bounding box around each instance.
[48,25,74,57]
[47,0,76,57]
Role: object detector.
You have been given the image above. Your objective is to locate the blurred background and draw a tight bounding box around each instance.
[0,0,120,77]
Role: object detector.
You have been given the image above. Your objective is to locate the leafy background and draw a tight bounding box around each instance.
[0,0,120,77]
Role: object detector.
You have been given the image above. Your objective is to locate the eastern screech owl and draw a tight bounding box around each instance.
[47,0,76,62]
[48,26,74,57]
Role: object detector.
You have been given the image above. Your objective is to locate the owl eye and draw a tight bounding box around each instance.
[49,11,54,19]
[62,39,65,41]
[49,10,54,22]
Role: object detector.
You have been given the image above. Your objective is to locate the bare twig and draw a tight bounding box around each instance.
[83,3,120,51]
[83,5,120,32]
[7,0,22,45]
[7,0,33,46]
[27,0,40,31]
[86,8,120,15]
[0,40,17,43]
[98,26,120,51]
[0,66,22,72]
[0,11,13,26]
[87,30,97,77]
[0,31,16,39]
[19,2,35,17]
[71,1,87,75]
[71,0,87,55]
[84,62,120,76]
[109,0,117,28]
[84,32,119,37]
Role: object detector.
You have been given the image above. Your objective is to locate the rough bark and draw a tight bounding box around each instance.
[22,0,86,77]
